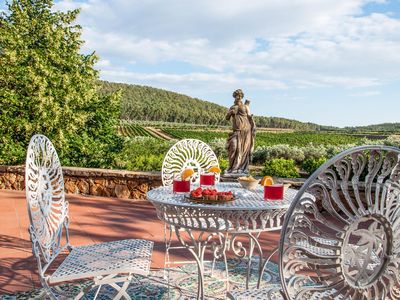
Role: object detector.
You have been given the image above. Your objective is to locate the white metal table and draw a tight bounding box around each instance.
[147,182,298,299]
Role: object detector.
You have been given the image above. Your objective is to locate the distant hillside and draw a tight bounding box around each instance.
[342,123,400,133]
[100,81,320,130]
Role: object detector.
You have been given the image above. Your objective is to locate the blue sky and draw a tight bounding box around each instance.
[2,0,400,127]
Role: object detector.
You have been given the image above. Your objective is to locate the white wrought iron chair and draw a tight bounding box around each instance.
[25,134,154,299]
[161,138,220,186]
[228,145,400,299]
[161,139,221,275]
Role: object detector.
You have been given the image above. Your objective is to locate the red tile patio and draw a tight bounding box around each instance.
[0,189,280,295]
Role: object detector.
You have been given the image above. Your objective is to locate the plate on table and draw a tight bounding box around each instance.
[184,195,235,204]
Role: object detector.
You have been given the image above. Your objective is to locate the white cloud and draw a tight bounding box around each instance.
[101,69,287,93]
[53,0,400,95]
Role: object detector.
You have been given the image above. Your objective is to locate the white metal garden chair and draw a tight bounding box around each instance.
[25,134,154,299]
[161,138,220,186]
[228,145,400,299]
[161,139,222,275]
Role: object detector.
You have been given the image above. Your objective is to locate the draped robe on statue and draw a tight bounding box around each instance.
[226,103,254,174]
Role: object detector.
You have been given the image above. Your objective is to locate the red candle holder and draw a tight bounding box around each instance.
[264,184,284,200]
[173,179,190,193]
[200,173,215,187]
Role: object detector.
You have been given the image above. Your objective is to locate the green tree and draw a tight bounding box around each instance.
[0,0,122,167]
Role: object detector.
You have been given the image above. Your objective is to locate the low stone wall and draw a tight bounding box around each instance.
[0,165,162,199]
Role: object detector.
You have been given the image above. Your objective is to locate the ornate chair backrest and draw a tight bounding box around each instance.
[25,134,70,276]
[161,139,220,186]
[279,145,400,299]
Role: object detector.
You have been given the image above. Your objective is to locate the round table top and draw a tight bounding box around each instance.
[147,182,298,212]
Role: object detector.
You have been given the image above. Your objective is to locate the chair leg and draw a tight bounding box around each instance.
[92,284,102,299]
[112,280,131,300]
[41,288,56,300]
[74,283,96,300]
[164,222,173,279]
[164,222,174,298]
[42,282,63,300]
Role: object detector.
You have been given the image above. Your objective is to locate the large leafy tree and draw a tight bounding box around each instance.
[0,0,122,167]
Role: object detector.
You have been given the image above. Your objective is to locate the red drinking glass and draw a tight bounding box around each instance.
[264,184,284,200]
[173,179,190,193]
[200,173,215,187]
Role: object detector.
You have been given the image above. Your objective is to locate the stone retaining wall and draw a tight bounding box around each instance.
[0,165,162,199]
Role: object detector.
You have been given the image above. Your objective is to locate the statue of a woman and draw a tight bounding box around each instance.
[225,89,256,175]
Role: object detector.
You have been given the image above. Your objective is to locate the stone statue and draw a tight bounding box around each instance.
[225,89,256,175]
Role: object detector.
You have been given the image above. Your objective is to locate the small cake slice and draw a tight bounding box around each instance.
[203,189,218,201]
[217,191,233,201]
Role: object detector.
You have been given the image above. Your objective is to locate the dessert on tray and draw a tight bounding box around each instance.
[189,187,234,203]
[217,191,233,201]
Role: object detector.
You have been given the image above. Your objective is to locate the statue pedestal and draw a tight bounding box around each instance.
[220,172,249,182]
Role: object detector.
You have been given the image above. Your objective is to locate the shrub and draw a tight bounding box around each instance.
[252,146,270,165]
[253,144,305,165]
[325,144,352,158]
[302,144,327,160]
[384,135,400,148]
[301,157,328,174]
[218,157,229,173]
[209,138,228,158]
[115,137,174,171]
[262,158,299,178]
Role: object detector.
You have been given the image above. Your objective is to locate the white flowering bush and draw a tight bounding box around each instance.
[302,144,327,159]
[384,135,400,148]
[209,138,228,158]
[252,137,398,175]
[253,144,305,164]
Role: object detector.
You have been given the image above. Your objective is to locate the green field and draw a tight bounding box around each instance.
[114,121,399,175]
[163,128,371,147]
[118,121,388,147]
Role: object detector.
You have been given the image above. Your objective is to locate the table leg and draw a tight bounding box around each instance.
[173,226,229,300]
[257,246,279,289]
[230,232,264,289]
[172,226,278,297]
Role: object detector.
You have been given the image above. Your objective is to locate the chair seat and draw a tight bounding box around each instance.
[296,237,381,270]
[49,239,153,284]
[295,236,338,256]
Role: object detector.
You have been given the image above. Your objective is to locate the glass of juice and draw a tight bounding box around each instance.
[173,179,190,193]
[264,184,284,200]
[200,172,215,187]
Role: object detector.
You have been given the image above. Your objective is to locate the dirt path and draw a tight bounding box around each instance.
[145,127,176,140]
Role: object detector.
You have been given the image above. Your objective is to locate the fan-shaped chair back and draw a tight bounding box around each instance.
[279,145,400,299]
[161,139,220,186]
[25,134,70,274]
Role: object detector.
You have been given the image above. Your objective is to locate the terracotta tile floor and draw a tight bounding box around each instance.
[0,189,280,295]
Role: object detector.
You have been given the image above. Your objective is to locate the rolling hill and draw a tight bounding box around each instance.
[100,81,320,131]
[342,123,400,133]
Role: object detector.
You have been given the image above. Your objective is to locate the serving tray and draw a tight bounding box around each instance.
[184,195,235,204]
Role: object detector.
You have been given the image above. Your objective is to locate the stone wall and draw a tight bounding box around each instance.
[0,165,162,200]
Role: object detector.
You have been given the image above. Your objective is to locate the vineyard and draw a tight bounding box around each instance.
[115,121,399,176]
[118,122,161,139]
[162,128,370,147]
[119,121,388,146]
